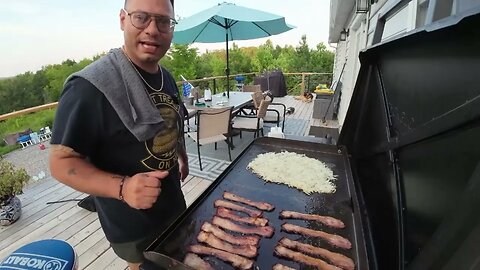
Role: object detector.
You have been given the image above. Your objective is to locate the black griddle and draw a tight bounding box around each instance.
[145,137,368,269]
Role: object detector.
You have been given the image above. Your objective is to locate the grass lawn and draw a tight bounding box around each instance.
[0,109,55,156]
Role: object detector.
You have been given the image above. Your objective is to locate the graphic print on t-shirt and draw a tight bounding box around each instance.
[142,92,181,170]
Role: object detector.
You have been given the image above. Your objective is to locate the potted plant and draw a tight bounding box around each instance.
[0,158,30,226]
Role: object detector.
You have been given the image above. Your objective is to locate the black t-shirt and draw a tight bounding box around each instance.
[51,66,186,243]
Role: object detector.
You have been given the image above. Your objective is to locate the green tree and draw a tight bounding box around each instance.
[42,58,93,102]
[0,37,336,115]
[311,43,335,73]
[187,51,221,89]
[0,71,47,114]
[162,44,198,81]
[228,43,252,75]
[273,45,295,72]
[252,40,275,72]
[290,35,312,72]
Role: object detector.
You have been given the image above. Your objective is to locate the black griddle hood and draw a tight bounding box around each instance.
[338,7,480,270]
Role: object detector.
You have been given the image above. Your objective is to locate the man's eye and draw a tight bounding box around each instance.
[134,13,149,22]
[156,17,170,24]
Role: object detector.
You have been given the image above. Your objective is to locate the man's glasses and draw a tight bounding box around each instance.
[123,9,177,33]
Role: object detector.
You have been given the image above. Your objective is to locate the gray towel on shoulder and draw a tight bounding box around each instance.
[65,48,164,141]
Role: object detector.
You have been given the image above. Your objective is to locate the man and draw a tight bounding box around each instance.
[49,0,187,269]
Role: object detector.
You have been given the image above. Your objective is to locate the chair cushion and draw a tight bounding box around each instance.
[0,239,76,270]
[233,117,263,130]
[264,111,283,122]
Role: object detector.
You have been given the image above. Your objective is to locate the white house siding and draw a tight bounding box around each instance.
[332,0,432,129]
[334,13,370,128]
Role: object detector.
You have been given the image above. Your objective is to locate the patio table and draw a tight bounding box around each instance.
[184,91,253,148]
[185,91,252,111]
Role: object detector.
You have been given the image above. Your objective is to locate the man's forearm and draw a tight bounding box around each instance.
[49,145,122,199]
[178,145,188,163]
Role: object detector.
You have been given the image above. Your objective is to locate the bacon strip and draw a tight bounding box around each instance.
[212,216,274,238]
[223,192,275,211]
[197,231,257,258]
[272,263,296,270]
[217,207,268,227]
[201,222,260,246]
[281,223,351,249]
[188,245,253,270]
[183,253,214,270]
[280,210,345,229]
[275,245,342,270]
[214,199,262,217]
[279,238,355,270]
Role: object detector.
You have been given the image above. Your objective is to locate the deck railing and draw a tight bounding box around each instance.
[0,72,332,122]
[178,72,333,96]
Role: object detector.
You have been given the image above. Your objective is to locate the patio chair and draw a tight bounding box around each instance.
[187,107,233,171]
[39,126,52,141]
[29,132,40,144]
[185,108,197,133]
[184,87,201,133]
[232,98,272,139]
[242,84,261,93]
[251,90,287,131]
[238,84,261,116]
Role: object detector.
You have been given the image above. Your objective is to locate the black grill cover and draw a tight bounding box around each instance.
[254,70,287,97]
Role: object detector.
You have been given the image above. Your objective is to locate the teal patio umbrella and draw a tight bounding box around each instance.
[173,2,295,97]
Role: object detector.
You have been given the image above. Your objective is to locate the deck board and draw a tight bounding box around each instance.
[55,212,98,241]
[184,177,213,207]
[0,192,84,258]
[181,176,204,196]
[19,181,63,207]
[0,185,78,235]
[74,227,106,256]
[78,236,112,269]
[0,95,315,269]
[83,245,118,270]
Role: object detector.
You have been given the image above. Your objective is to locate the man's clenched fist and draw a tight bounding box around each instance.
[121,170,169,209]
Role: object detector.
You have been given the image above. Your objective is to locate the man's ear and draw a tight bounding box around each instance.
[119,9,126,31]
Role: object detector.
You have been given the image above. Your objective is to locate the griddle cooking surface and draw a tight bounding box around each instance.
[148,137,366,269]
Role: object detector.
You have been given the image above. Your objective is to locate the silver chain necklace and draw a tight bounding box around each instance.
[122,48,164,92]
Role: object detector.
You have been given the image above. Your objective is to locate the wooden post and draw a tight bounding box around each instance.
[301,73,306,94]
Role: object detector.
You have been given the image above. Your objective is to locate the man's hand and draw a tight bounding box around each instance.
[179,156,189,182]
[122,170,168,209]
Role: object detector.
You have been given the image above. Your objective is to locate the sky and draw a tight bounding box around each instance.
[0,0,331,78]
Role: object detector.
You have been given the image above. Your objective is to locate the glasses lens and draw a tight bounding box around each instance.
[155,16,174,33]
[127,10,174,33]
[130,12,150,28]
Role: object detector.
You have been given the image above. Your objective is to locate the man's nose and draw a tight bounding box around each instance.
[144,18,160,34]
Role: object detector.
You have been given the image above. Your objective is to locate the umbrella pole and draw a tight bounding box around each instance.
[225,31,230,98]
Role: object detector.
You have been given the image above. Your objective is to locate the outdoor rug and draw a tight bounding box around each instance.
[282,118,309,136]
[186,153,231,181]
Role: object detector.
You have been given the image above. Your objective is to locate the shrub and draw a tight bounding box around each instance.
[0,159,30,205]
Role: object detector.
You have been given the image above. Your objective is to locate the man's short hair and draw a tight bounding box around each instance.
[124,0,174,9]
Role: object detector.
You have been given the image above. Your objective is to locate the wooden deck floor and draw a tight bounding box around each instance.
[0,95,318,269]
